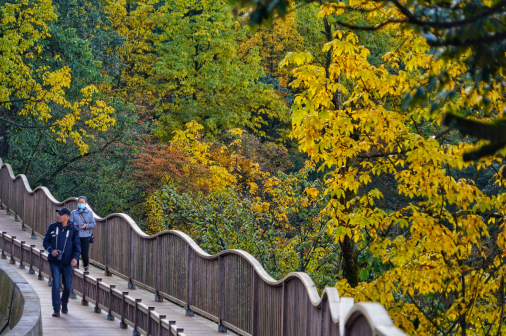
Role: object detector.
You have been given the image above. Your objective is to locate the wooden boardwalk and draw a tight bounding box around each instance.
[0,211,230,336]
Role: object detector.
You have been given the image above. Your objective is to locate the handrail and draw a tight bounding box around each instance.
[0,232,186,336]
[0,258,42,336]
[0,157,407,336]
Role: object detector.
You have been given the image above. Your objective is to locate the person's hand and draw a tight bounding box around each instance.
[71,258,77,267]
[80,224,86,230]
[51,250,59,257]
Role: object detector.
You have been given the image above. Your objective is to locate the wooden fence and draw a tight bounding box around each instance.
[0,157,406,336]
[0,231,187,336]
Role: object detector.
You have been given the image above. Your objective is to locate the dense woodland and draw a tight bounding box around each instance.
[2,0,506,334]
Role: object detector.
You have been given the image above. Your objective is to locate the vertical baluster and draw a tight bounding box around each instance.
[10,236,16,264]
[185,246,194,316]
[169,321,176,336]
[252,271,258,336]
[120,291,129,329]
[133,298,142,336]
[105,218,111,276]
[29,245,35,274]
[281,282,286,336]
[155,235,162,302]
[18,241,25,268]
[147,307,155,336]
[218,255,226,332]
[82,271,89,306]
[38,249,44,280]
[158,314,166,336]
[1,232,6,259]
[95,278,103,313]
[107,285,116,320]
[128,228,135,289]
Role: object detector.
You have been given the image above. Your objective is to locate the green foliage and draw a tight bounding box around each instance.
[151,0,289,139]
[147,167,341,289]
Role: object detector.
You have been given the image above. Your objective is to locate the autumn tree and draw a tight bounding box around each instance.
[278,5,506,332]
[0,0,116,156]
[143,122,340,288]
[238,10,304,87]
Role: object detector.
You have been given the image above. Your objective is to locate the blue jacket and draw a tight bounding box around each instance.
[43,222,81,266]
[69,208,96,238]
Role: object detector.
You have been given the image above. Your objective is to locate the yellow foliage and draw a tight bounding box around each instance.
[282,7,506,334]
[0,0,116,154]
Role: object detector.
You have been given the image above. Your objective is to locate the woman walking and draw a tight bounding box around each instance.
[69,196,96,271]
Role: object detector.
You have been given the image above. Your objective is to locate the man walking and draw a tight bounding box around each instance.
[43,207,81,317]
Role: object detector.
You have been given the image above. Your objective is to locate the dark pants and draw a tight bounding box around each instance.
[79,237,90,268]
[49,263,73,311]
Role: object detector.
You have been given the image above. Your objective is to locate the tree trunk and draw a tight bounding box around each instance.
[340,235,360,287]
[0,122,9,159]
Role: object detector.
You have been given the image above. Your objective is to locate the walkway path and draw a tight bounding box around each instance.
[0,210,231,336]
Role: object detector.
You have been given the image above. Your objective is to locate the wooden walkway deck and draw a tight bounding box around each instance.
[0,211,230,336]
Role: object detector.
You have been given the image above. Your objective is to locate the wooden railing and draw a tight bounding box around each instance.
[0,157,407,336]
[0,232,187,336]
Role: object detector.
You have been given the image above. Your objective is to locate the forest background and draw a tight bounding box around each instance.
[2,0,506,334]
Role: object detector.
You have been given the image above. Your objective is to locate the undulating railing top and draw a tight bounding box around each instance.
[0,157,406,336]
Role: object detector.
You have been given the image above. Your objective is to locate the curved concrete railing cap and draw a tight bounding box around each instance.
[0,259,42,336]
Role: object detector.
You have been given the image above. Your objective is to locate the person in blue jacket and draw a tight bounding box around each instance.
[43,207,81,317]
[69,196,96,272]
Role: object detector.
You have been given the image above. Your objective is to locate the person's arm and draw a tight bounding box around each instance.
[43,224,54,253]
[86,212,96,230]
[72,227,81,261]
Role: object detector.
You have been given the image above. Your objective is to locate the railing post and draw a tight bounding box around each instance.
[120,291,129,329]
[147,306,155,336]
[133,298,142,336]
[19,241,25,269]
[185,246,194,317]
[158,314,166,336]
[95,278,102,313]
[82,271,89,306]
[218,255,227,332]
[29,245,35,274]
[155,235,163,302]
[10,236,16,264]
[104,218,111,276]
[169,321,176,336]
[1,232,6,259]
[128,227,135,289]
[107,284,116,320]
[38,249,44,280]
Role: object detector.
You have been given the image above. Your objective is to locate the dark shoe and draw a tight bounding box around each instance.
[84,266,89,272]
[52,309,60,317]
[62,305,68,313]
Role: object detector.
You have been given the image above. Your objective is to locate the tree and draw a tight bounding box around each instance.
[238,10,304,87]
[232,0,506,159]
[150,0,289,139]
[0,0,116,156]
[280,7,506,332]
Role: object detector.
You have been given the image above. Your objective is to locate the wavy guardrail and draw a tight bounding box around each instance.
[0,157,406,336]
[0,232,187,336]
